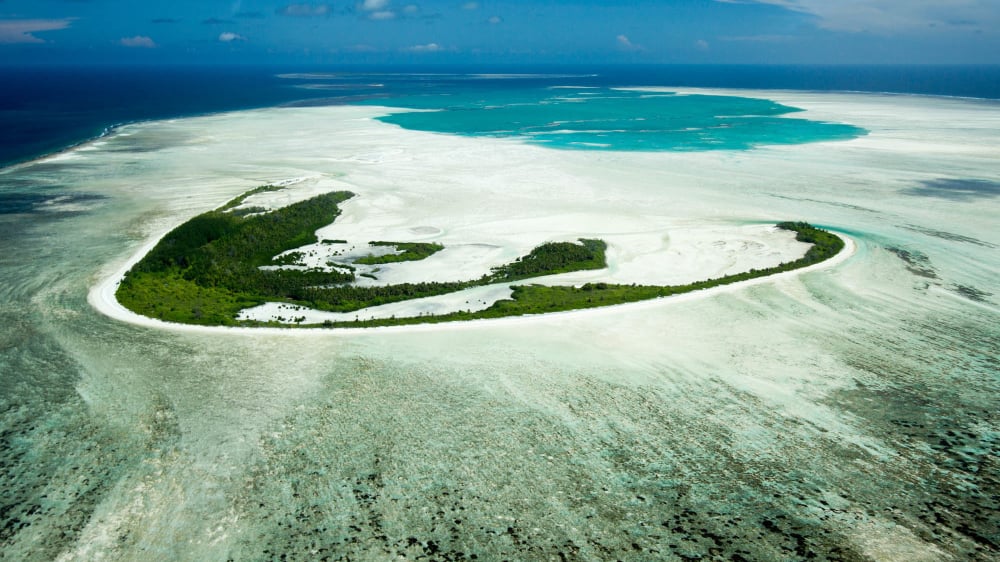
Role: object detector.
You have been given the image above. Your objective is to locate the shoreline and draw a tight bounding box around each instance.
[74,88,876,336]
[616,85,1000,104]
[6,82,996,174]
[0,122,129,173]
[68,86,900,336]
[88,228,855,336]
[1,103,325,173]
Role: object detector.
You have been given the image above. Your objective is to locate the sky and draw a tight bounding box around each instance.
[1,0,998,65]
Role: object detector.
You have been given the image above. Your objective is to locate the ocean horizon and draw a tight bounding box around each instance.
[3,63,999,168]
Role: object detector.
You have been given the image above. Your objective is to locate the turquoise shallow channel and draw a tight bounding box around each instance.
[366,88,867,151]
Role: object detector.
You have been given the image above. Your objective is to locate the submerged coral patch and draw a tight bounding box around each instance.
[904,178,1000,201]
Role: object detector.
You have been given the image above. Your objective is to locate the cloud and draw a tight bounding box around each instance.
[120,35,156,48]
[0,18,73,44]
[277,3,332,17]
[716,0,999,33]
[462,1,479,9]
[404,42,444,53]
[358,0,397,19]
[616,34,643,52]
[235,11,266,19]
[203,18,234,25]
[695,39,710,50]
[488,15,502,24]
[403,4,419,15]
[219,32,247,42]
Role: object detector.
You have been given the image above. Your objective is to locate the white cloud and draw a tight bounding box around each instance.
[219,32,246,42]
[488,15,503,24]
[403,4,420,15]
[404,42,444,53]
[616,34,643,52]
[360,0,395,19]
[717,0,998,33]
[120,35,156,48]
[277,3,332,17]
[0,18,73,44]
[463,2,480,9]
[695,39,710,50]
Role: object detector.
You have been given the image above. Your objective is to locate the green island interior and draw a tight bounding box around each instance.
[116,186,845,328]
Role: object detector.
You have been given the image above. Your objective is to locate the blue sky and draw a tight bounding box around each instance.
[1,1,998,65]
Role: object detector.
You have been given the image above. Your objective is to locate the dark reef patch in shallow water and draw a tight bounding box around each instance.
[0,307,184,560]
[96,129,194,154]
[229,365,878,561]
[904,178,1000,201]
[902,224,997,249]
[952,284,993,303]
[886,246,939,279]
[0,193,55,214]
[769,194,883,215]
[823,308,1000,559]
[0,193,105,215]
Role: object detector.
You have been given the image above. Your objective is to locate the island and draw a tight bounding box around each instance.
[115,186,845,329]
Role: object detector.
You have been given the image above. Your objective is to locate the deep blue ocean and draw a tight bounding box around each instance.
[2,64,999,167]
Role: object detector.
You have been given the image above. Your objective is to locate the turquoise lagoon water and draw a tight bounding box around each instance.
[368,88,865,151]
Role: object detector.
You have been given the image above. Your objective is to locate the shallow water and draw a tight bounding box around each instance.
[368,88,865,151]
[1,92,998,560]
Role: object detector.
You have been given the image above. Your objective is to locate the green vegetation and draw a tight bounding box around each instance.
[116,187,615,325]
[276,222,844,329]
[118,190,357,325]
[355,241,444,265]
[487,239,606,282]
[117,185,845,329]
[217,184,285,212]
[271,251,306,266]
[116,271,262,326]
[776,221,844,266]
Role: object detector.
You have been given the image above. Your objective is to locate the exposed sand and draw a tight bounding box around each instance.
[235,222,834,324]
[90,221,853,332]
[82,93,882,332]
